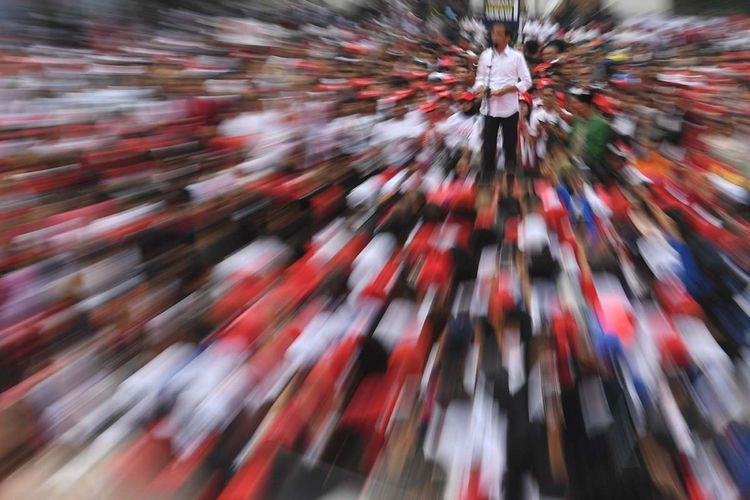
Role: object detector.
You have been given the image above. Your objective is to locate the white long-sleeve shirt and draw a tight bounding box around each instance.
[437,111,482,153]
[474,46,532,118]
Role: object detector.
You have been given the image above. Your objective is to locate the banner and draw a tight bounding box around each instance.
[484,0,520,22]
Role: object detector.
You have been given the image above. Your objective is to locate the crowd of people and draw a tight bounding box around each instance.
[0,2,747,499]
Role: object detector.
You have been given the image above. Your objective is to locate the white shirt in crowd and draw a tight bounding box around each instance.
[612,113,637,138]
[519,122,536,169]
[304,117,342,167]
[518,212,549,255]
[523,20,559,43]
[219,111,300,173]
[523,20,540,40]
[474,46,532,118]
[437,111,482,153]
[371,116,426,167]
[330,113,378,156]
[529,106,572,159]
[405,108,427,128]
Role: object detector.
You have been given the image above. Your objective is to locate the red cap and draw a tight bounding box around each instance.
[316,82,349,92]
[536,77,554,90]
[593,94,617,115]
[437,90,452,99]
[419,101,438,113]
[458,91,476,101]
[519,92,533,107]
[439,56,455,68]
[383,89,415,104]
[295,60,324,70]
[357,90,381,100]
[350,78,376,88]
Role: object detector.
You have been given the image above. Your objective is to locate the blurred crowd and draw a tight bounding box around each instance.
[0,2,748,499]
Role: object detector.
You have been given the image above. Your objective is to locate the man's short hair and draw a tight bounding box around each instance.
[545,39,567,53]
[524,39,540,56]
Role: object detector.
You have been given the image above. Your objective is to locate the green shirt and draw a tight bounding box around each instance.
[570,114,612,169]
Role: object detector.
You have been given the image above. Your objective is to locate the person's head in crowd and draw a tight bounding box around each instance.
[490,22,512,52]
[540,84,557,111]
[550,73,564,88]
[548,135,566,159]
[356,92,377,115]
[523,193,543,214]
[406,91,422,112]
[542,39,565,63]
[337,98,358,118]
[637,134,661,158]
[524,39,540,63]
[568,87,594,118]
[392,99,409,120]
[606,142,629,176]
[435,93,452,116]
[389,76,410,90]
[413,87,427,103]
[458,91,476,115]
[451,82,467,101]
[710,114,734,138]
[454,65,469,83]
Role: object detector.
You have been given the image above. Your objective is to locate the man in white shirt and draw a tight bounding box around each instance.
[474,22,532,186]
[328,98,374,157]
[437,92,482,154]
[436,92,482,173]
[529,85,572,161]
[370,98,426,169]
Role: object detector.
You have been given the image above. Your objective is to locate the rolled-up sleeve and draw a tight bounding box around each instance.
[473,51,488,92]
[515,55,532,92]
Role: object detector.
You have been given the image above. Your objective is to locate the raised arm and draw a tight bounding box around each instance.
[473,51,488,94]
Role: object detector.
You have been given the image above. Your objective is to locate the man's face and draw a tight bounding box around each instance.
[454,66,469,82]
[542,46,559,63]
[491,24,508,47]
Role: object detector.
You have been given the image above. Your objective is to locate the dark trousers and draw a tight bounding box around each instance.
[482,113,519,179]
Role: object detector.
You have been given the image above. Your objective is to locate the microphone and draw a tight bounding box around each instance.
[484,50,495,103]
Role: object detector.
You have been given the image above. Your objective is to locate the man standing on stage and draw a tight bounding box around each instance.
[473,22,532,186]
